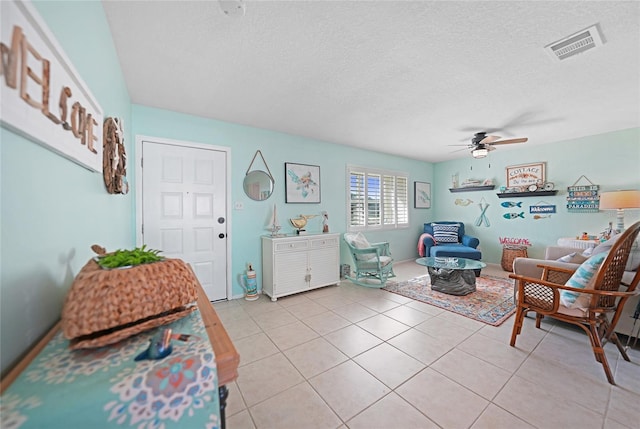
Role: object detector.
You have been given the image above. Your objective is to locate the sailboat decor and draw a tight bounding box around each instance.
[269,204,281,236]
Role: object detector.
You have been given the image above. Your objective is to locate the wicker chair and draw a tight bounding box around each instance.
[344,232,396,287]
[509,221,640,385]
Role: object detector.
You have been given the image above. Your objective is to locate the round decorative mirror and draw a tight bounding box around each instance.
[243,170,274,201]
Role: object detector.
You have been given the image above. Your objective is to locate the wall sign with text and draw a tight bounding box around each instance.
[566,175,600,213]
[505,162,545,190]
[1,0,103,172]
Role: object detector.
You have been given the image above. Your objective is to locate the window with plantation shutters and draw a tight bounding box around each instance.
[347,166,409,231]
[349,172,365,227]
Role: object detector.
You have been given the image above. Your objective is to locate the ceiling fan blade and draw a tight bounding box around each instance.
[479,135,501,144]
[449,147,471,153]
[491,137,528,145]
[448,144,472,147]
[459,127,502,134]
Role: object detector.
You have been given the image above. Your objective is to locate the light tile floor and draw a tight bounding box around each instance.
[214,261,640,429]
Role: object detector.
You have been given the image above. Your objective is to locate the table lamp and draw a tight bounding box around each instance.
[599,190,640,232]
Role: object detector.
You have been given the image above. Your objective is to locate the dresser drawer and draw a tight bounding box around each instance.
[310,236,339,249]
[274,240,309,252]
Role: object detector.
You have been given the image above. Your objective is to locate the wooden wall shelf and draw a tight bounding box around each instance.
[496,190,558,198]
[449,185,495,193]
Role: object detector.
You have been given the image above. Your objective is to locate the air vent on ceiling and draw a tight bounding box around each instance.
[545,24,604,61]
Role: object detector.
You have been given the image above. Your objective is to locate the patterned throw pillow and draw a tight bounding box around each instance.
[556,252,577,263]
[431,223,459,243]
[560,252,608,308]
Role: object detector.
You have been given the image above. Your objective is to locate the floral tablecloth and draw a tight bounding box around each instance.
[1,310,219,429]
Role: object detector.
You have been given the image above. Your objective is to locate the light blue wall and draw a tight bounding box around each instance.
[131,105,434,299]
[433,128,640,262]
[2,0,638,380]
[1,1,132,376]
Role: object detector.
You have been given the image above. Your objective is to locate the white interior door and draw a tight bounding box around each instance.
[141,140,228,301]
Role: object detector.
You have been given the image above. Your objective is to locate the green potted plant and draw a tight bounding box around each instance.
[94,245,163,269]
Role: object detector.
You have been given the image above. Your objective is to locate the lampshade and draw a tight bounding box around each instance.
[599,190,640,209]
[472,148,488,158]
[599,189,640,232]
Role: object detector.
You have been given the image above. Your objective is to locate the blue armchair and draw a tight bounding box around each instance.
[419,221,482,275]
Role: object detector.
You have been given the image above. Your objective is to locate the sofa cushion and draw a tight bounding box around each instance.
[359,255,392,268]
[560,252,608,308]
[431,223,459,243]
[430,244,481,260]
[556,252,577,263]
[556,252,588,264]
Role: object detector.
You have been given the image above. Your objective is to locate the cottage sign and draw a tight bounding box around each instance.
[0,0,103,172]
[506,162,545,189]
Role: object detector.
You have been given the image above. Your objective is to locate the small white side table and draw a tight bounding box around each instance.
[557,237,599,249]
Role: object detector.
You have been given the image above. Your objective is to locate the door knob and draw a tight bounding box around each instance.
[218,233,226,239]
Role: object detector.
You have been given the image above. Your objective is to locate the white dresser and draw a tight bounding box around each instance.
[261,233,340,301]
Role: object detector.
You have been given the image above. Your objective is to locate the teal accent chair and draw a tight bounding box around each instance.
[344,232,396,287]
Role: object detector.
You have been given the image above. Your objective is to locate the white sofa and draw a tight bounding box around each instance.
[513,245,640,339]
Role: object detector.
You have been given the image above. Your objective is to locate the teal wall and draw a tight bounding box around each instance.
[131,105,434,300]
[1,1,638,379]
[433,128,640,262]
[1,1,132,376]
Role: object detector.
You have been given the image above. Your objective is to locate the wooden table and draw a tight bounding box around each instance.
[195,277,240,429]
[0,278,239,429]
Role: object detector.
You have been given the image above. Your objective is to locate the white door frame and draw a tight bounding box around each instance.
[135,134,232,300]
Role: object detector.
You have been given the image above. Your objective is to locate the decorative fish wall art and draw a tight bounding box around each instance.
[533,214,551,220]
[504,212,525,219]
[500,201,522,208]
[455,198,473,206]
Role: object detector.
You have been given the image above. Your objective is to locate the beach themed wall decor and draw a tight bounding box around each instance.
[285,162,320,203]
[501,200,524,220]
[566,175,600,213]
[454,198,473,206]
[530,201,556,220]
[505,162,545,190]
[475,197,490,227]
[1,0,104,172]
[414,181,431,208]
[499,237,532,247]
[503,212,525,220]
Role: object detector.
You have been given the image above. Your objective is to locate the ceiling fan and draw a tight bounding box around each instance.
[451,132,528,158]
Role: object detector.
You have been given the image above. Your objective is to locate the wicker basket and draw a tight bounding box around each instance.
[501,245,528,272]
[62,257,198,349]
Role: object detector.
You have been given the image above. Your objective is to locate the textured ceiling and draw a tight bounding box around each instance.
[102,1,640,162]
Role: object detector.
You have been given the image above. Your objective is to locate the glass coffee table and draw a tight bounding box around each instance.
[416,257,487,296]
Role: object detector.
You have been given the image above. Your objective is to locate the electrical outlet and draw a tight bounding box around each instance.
[234,202,244,210]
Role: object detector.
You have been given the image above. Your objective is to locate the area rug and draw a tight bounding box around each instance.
[383,274,516,326]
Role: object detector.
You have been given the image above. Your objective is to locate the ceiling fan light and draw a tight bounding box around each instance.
[472,148,488,158]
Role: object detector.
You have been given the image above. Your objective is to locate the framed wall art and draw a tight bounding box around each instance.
[506,162,546,190]
[414,181,431,208]
[285,162,321,203]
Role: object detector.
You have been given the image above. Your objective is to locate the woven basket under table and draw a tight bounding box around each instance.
[62,258,198,349]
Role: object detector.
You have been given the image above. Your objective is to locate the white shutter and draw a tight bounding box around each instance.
[383,175,396,225]
[367,174,381,226]
[349,171,365,227]
[396,176,408,225]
